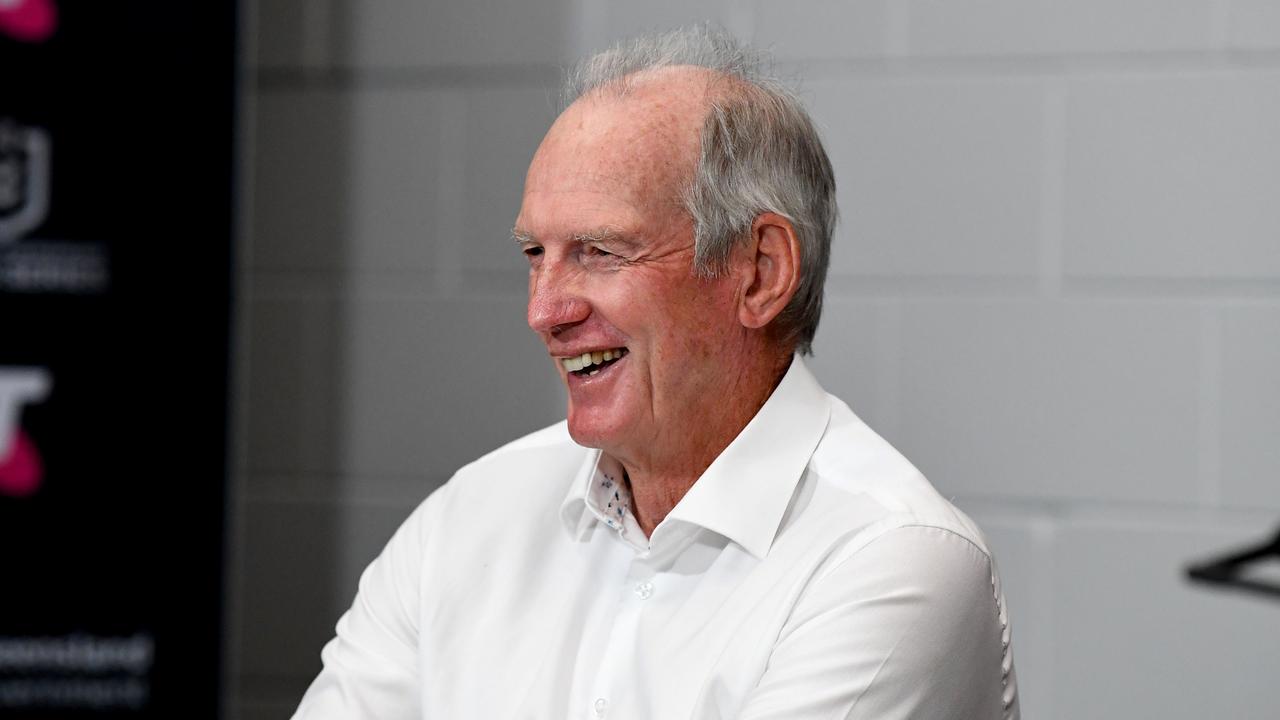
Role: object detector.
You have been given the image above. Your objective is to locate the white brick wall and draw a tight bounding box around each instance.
[1052,515,1280,718]
[1064,72,1280,279]
[336,0,575,68]
[893,299,1202,503]
[231,2,1280,717]
[808,76,1046,278]
[903,0,1220,56]
[1229,0,1280,49]
[755,1,893,60]
[1221,306,1280,509]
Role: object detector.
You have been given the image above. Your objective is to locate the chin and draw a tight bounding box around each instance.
[565,408,627,452]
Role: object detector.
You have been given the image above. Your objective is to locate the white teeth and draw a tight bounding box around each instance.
[561,347,627,373]
[589,369,599,376]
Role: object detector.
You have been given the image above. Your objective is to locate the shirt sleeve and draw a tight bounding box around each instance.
[290,489,444,720]
[736,524,1018,720]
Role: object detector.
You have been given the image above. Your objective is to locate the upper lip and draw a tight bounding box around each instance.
[550,345,626,359]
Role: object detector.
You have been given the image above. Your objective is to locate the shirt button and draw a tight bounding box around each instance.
[634,581,654,600]
[593,697,608,717]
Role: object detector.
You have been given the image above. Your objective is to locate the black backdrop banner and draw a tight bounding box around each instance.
[1,1,235,716]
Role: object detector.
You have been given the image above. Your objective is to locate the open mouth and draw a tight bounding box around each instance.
[562,347,628,378]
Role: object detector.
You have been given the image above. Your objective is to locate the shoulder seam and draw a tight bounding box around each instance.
[821,521,993,583]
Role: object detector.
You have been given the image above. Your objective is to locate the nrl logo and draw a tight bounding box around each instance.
[0,0,59,44]
[0,118,51,245]
[0,367,51,498]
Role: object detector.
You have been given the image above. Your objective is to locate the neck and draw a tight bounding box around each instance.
[617,349,792,536]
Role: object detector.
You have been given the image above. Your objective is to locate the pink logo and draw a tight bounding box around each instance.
[0,428,42,497]
[0,0,58,44]
[0,367,51,498]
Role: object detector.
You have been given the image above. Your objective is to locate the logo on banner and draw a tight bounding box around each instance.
[0,0,59,44]
[0,118,109,294]
[0,119,51,245]
[0,634,154,710]
[0,367,51,498]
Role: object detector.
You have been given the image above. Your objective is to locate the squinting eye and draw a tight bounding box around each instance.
[523,246,544,257]
[586,245,613,258]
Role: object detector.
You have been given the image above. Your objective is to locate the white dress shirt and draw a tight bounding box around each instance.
[293,357,1019,719]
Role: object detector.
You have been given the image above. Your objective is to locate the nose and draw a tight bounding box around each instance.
[527,261,590,336]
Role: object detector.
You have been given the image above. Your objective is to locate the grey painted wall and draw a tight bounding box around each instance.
[229,2,1280,717]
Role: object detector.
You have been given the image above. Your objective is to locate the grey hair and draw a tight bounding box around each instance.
[565,25,837,355]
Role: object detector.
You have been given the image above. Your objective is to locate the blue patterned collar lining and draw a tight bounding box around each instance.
[585,453,648,551]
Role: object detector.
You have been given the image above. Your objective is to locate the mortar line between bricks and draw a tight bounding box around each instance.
[1197,308,1223,506]
[1037,83,1066,298]
[240,487,443,508]
[949,493,1280,520]
[254,64,562,91]
[249,49,1280,91]
[776,50,1280,79]
[1062,277,1280,299]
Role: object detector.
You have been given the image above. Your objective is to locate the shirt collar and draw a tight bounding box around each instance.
[559,355,832,559]
[663,354,830,559]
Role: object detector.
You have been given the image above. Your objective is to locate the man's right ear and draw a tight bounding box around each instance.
[736,212,802,333]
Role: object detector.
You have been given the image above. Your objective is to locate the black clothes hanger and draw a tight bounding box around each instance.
[1186,524,1280,600]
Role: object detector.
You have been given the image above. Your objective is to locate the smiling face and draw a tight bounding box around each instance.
[515,71,755,470]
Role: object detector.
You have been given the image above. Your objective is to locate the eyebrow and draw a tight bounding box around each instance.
[511,227,641,249]
[573,227,638,247]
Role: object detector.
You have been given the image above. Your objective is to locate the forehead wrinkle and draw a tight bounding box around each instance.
[524,160,675,211]
[520,68,714,252]
[549,89,705,188]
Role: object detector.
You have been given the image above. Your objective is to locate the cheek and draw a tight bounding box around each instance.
[653,282,739,360]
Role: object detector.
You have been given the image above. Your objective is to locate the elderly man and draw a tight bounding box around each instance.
[294,27,1018,720]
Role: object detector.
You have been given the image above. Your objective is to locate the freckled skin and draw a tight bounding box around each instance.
[517,68,793,535]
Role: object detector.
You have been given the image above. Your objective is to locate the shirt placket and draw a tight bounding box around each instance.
[583,550,660,720]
